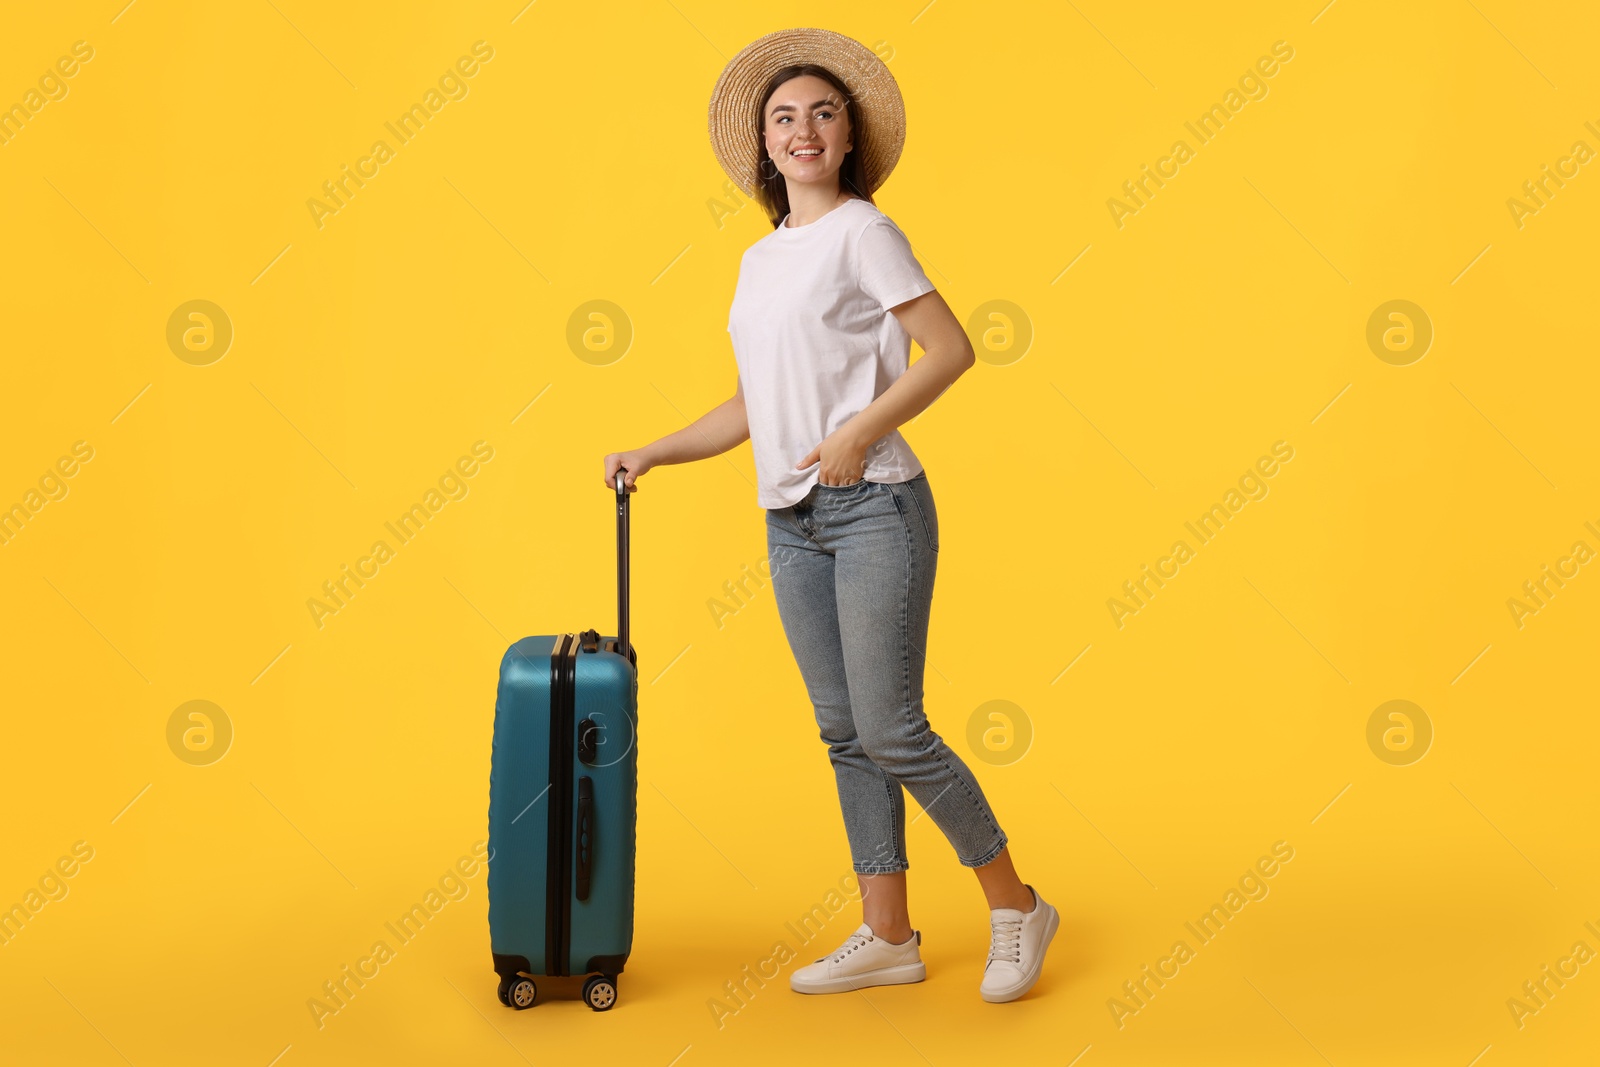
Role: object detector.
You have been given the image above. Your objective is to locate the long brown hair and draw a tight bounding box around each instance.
[752,64,875,228]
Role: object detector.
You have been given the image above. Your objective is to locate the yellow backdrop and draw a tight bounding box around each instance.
[2,1,1596,1064]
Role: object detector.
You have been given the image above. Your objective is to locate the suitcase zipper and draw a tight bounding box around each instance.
[545,632,577,977]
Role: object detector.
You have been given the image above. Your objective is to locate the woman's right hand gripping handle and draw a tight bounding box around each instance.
[603,450,653,493]
[603,380,749,493]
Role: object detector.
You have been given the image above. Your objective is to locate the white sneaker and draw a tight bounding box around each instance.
[980,883,1058,1003]
[789,922,926,994]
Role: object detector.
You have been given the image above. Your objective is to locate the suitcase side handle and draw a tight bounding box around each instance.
[575,775,594,901]
[614,469,630,663]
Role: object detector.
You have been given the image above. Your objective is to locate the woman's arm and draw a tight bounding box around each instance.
[648,379,750,464]
[603,379,749,490]
[796,289,976,481]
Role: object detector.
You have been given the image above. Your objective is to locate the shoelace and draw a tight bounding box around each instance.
[988,917,1023,966]
[820,931,873,963]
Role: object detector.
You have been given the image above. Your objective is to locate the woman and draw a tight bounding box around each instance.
[602,27,1057,1003]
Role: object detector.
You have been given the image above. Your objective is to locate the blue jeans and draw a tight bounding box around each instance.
[765,471,1008,874]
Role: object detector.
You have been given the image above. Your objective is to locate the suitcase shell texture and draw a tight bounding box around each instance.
[488,630,638,1000]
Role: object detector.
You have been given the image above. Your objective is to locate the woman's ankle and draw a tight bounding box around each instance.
[866,921,915,944]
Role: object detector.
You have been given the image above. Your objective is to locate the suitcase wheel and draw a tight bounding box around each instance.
[582,974,618,1011]
[498,974,537,1010]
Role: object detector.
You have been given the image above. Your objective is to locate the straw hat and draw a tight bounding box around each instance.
[707,27,907,198]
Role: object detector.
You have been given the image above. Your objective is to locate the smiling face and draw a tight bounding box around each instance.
[761,74,853,190]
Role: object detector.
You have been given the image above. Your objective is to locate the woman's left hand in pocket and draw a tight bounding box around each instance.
[796,428,870,486]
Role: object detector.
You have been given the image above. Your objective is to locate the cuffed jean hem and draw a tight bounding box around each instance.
[956,831,1010,869]
[853,861,911,875]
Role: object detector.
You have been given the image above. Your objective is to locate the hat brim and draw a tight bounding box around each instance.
[707,27,907,199]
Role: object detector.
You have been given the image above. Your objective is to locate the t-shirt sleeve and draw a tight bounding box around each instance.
[857,216,936,312]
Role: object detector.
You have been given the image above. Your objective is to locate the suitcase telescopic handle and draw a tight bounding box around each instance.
[614,469,630,663]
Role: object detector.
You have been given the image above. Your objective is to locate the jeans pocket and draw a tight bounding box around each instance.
[903,475,939,552]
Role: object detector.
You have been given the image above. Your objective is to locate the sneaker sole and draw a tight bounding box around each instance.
[790,960,927,995]
[981,903,1059,1003]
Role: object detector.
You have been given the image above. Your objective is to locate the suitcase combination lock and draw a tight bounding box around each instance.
[578,718,600,764]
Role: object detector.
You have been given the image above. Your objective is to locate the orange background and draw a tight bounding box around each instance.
[2,1,1597,1064]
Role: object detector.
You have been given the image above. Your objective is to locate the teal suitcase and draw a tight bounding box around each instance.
[487,471,639,1011]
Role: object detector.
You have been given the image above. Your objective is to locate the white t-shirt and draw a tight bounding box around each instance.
[727,197,937,509]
